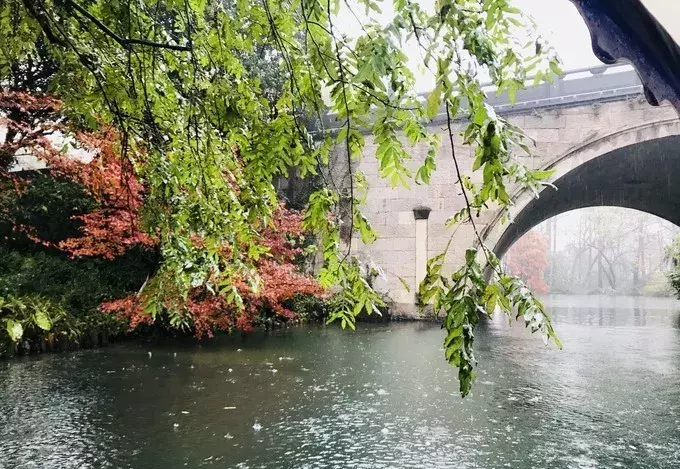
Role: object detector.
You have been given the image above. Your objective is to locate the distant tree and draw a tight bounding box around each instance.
[554,209,676,295]
[505,230,549,294]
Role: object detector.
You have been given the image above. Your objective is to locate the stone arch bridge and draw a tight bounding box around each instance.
[352,64,680,315]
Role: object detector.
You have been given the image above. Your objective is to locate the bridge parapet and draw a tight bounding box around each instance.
[428,64,644,122]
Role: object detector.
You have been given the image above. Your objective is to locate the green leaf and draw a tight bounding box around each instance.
[472,106,488,126]
[550,61,564,77]
[33,311,52,331]
[426,84,442,120]
[465,248,477,266]
[532,169,555,180]
[472,153,483,171]
[6,320,23,342]
[398,276,411,293]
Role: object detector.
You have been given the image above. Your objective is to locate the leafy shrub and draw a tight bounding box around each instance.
[669,268,680,299]
[0,294,80,356]
[665,238,680,299]
[0,171,154,354]
[1,92,324,340]
[284,293,327,323]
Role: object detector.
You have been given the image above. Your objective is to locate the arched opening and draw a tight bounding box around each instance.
[503,207,679,296]
[482,120,680,260]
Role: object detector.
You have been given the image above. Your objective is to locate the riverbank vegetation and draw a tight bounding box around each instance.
[665,237,680,299]
[0,160,325,356]
[1,0,566,396]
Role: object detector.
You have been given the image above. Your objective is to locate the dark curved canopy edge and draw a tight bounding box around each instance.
[569,0,680,111]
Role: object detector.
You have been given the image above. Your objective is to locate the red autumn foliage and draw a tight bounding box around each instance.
[100,204,323,337]
[0,91,62,171]
[1,91,152,258]
[50,129,154,258]
[2,90,323,336]
[504,230,550,294]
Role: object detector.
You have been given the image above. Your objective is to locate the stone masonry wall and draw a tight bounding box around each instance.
[352,96,678,317]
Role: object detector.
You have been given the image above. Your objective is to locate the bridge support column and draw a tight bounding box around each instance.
[413,207,431,302]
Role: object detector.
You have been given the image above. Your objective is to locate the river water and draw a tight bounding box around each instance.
[2,295,680,468]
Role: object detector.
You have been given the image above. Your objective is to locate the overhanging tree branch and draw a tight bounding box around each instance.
[21,0,66,47]
[62,0,192,52]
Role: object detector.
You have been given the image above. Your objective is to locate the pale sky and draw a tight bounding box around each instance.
[515,0,600,71]
[511,0,680,70]
[336,0,604,94]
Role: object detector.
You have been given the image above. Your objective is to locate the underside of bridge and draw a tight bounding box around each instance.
[493,135,680,259]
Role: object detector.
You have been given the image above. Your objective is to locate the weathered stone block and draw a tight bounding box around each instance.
[391,237,416,252]
[608,109,645,128]
[397,211,414,225]
[643,106,679,122]
[565,112,610,129]
[558,128,600,145]
[372,223,416,238]
[525,128,559,143]
[524,114,566,129]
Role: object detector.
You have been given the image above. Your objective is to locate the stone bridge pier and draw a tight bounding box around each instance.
[351,65,680,316]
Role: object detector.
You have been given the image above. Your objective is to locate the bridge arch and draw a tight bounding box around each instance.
[481,118,680,259]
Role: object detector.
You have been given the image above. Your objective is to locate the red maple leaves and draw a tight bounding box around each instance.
[100,206,323,337]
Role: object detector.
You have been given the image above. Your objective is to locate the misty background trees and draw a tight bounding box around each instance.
[505,207,679,296]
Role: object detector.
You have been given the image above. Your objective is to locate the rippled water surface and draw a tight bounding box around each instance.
[3,295,680,468]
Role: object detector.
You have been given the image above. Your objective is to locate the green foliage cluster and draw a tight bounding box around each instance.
[0,172,95,244]
[421,248,560,396]
[0,294,80,356]
[0,172,330,353]
[642,270,674,297]
[2,0,565,394]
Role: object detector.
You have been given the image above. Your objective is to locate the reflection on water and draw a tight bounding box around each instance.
[2,295,680,468]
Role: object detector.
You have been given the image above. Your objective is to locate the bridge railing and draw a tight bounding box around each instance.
[481,63,643,114]
[320,63,645,131]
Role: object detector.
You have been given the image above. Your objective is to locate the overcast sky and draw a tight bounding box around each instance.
[515,0,600,70]
[335,0,605,93]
